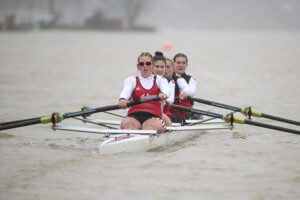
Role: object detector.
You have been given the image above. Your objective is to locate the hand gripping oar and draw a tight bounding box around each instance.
[189,97,300,126]
[0,98,160,131]
[169,104,300,135]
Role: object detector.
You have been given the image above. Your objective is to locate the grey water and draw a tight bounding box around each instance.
[0,30,300,200]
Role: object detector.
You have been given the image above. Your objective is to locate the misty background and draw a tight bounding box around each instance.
[1,1,300,200]
[0,0,300,31]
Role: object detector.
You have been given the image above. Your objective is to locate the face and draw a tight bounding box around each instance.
[174,56,187,75]
[165,60,174,78]
[137,56,153,78]
[153,60,166,76]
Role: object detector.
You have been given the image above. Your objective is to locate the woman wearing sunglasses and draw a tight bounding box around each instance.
[152,51,175,126]
[118,52,169,134]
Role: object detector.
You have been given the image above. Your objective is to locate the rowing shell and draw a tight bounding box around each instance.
[98,123,230,154]
[53,116,231,154]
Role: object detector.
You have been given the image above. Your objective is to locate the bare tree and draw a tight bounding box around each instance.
[122,0,140,29]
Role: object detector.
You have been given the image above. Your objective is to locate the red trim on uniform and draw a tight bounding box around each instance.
[163,106,172,120]
[128,76,162,118]
[107,135,136,144]
[171,91,192,120]
[156,117,166,133]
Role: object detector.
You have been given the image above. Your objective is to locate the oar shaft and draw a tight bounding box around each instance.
[63,98,160,119]
[170,104,222,119]
[0,118,42,131]
[190,97,300,126]
[0,117,41,126]
[244,119,300,135]
[261,113,300,126]
[62,105,120,119]
[229,115,300,135]
[0,105,119,131]
[170,104,300,135]
[190,97,241,112]
[0,97,161,131]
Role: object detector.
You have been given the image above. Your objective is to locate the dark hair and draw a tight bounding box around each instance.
[138,52,153,62]
[173,53,188,63]
[153,51,166,64]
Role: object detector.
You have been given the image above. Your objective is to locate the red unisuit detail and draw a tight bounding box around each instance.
[107,134,136,144]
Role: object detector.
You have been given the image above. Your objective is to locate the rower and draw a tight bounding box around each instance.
[152,51,175,126]
[118,52,169,134]
[165,58,175,79]
[170,53,201,124]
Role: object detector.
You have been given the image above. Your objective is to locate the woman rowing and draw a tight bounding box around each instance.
[165,58,175,79]
[152,51,175,126]
[118,52,169,134]
[170,53,199,124]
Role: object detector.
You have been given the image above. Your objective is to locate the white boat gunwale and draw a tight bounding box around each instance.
[52,122,231,136]
[72,116,227,127]
[52,125,158,136]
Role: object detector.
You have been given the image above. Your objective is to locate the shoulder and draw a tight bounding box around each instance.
[163,76,171,82]
[124,76,137,84]
[169,79,175,86]
[156,75,168,85]
[156,75,166,81]
[190,76,197,82]
[183,73,197,82]
[182,73,192,80]
[125,76,136,81]
[177,77,187,83]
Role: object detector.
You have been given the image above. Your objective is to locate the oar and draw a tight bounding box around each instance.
[189,97,300,126]
[0,117,42,126]
[169,104,300,135]
[0,98,160,131]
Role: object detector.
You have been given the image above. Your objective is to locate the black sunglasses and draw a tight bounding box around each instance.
[138,61,152,66]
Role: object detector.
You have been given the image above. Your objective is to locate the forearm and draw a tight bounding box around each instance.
[187,77,197,96]
[119,77,135,100]
[167,81,175,104]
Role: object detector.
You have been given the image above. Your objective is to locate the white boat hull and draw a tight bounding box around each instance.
[99,132,194,154]
[98,123,230,154]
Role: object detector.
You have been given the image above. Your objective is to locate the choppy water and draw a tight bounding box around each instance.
[0,30,300,200]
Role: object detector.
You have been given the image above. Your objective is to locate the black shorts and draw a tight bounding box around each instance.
[127,112,160,125]
[171,113,185,125]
